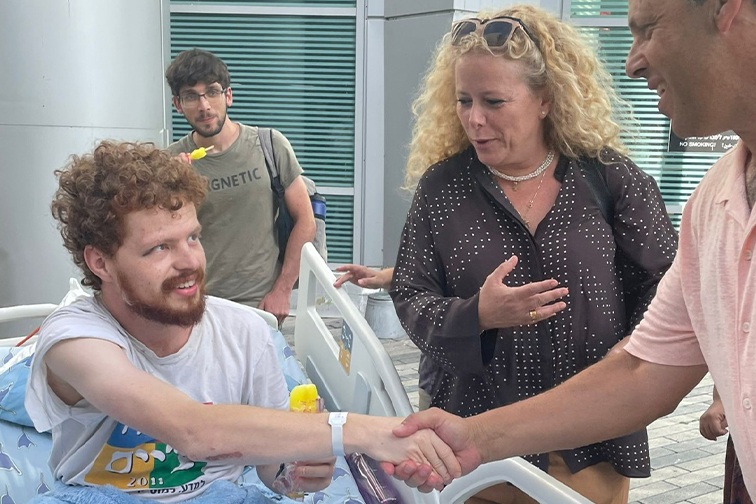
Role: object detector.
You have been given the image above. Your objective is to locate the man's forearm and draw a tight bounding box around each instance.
[274,219,316,292]
[467,350,707,464]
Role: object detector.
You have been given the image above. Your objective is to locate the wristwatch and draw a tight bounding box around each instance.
[328,411,349,456]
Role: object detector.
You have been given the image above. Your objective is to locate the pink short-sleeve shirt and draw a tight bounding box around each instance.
[625,141,756,494]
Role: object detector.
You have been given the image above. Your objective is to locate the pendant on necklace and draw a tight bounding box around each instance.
[512,181,519,192]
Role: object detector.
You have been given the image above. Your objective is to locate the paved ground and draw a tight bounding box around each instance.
[280,317,727,504]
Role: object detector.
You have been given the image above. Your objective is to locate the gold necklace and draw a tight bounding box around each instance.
[518,168,548,230]
[487,150,554,191]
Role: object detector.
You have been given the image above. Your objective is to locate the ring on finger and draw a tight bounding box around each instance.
[529,309,538,321]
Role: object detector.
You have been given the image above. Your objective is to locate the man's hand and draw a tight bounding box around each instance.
[174,152,192,164]
[258,287,292,325]
[478,256,568,330]
[284,458,337,493]
[699,397,728,441]
[358,415,462,492]
[379,408,482,492]
[333,265,394,290]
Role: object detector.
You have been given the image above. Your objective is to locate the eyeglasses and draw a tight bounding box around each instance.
[451,16,540,52]
[178,87,228,106]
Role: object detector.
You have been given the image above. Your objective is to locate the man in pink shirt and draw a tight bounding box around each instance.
[381,0,756,496]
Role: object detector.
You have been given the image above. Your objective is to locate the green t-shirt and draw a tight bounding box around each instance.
[167,124,303,305]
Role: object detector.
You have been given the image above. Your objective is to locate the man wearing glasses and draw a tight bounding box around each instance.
[165,49,315,325]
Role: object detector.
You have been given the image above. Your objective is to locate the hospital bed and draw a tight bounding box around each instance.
[0,257,592,503]
[295,243,593,504]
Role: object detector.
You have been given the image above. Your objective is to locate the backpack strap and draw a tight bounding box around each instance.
[579,156,614,228]
[259,127,293,262]
[259,127,285,199]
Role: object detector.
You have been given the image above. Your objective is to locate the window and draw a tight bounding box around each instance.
[568,1,724,227]
[170,2,357,262]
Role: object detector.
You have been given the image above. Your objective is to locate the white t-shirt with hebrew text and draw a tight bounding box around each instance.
[26,295,288,502]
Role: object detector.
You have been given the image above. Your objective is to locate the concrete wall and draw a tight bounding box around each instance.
[0,0,170,333]
[382,6,452,267]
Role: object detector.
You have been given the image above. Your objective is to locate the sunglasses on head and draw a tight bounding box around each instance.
[451,15,540,51]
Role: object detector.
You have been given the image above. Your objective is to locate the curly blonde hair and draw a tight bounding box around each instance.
[51,141,208,290]
[404,4,632,189]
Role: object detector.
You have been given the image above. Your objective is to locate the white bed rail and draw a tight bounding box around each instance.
[0,303,58,324]
[0,303,58,346]
[0,293,278,345]
[438,457,594,504]
[295,243,593,504]
[0,278,90,346]
[295,244,413,418]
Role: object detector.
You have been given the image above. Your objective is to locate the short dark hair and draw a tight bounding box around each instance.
[51,141,208,290]
[165,48,231,96]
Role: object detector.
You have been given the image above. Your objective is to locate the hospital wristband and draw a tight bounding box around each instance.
[328,411,349,456]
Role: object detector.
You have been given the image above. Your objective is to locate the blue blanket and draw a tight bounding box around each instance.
[29,480,276,504]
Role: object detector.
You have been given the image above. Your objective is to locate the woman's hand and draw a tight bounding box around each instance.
[333,265,394,290]
[477,256,568,330]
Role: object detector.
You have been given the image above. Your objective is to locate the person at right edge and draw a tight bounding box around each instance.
[390,5,677,504]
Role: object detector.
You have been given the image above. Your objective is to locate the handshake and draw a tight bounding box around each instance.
[361,408,484,493]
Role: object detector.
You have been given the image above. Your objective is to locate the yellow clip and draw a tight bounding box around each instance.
[189,145,214,160]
